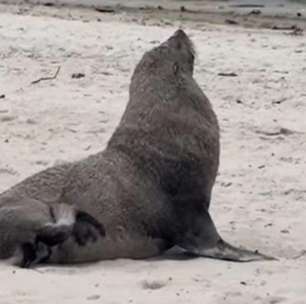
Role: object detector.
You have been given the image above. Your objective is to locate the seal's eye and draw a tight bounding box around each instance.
[173,62,179,75]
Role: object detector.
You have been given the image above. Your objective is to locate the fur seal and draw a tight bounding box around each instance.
[0,30,273,267]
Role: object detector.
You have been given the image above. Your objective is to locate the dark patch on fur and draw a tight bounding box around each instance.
[20,241,52,268]
[36,242,52,264]
[75,211,106,236]
[36,225,71,246]
[36,211,105,248]
[73,219,98,246]
[19,211,106,266]
[20,243,36,268]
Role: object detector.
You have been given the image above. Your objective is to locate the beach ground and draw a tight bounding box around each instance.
[0,2,305,303]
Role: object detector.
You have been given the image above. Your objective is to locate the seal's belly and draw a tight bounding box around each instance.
[48,233,164,264]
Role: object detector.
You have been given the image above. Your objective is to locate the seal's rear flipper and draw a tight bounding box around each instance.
[38,205,105,248]
[17,209,105,268]
[73,211,106,246]
[178,210,275,262]
[2,202,105,268]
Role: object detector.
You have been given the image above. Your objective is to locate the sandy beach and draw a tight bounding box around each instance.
[0,1,305,303]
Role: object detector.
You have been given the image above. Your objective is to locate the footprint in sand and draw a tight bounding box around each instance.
[140,279,168,290]
[0,167,18,176]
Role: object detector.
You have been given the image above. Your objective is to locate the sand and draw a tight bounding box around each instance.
[0,2,305,303]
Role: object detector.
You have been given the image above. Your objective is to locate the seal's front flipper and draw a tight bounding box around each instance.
[178,210,275,262]
[191,238,275,262]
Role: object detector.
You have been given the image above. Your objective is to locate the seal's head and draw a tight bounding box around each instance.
[134,29,195,78]
[162,29,195,74]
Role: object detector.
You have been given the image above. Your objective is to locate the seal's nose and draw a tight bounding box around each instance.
[173,29,188,39]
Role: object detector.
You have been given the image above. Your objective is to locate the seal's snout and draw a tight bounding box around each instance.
[132,29,195,78]
[163,29,195,74]
[167,29,193,50]
[173,29,189,39]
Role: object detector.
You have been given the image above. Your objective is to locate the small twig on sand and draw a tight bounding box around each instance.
[95,7,115,13]
[272,25,300,31]
[272,97,287,105]
[43,2,55,6]
[230,4,265,8]
[292,250,306,260]
[31,66,61,85]
[256,127,301,137]
[289,27,304,36]
[248,9,262,15]
[218,72,238,77]
[180,6,187,12]
[71,72,85,79]
[225,19,239,25]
